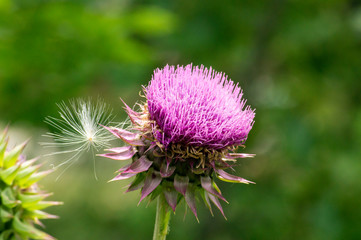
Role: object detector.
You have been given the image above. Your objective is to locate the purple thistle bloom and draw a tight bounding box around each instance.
[101,64,256,219]
[146,64,255,149]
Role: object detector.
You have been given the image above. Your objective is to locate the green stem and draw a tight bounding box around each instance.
[152,194,171,240]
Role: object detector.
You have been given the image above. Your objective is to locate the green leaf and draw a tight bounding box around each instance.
[9,235,17,240]
[0,230,13,240]
[19,159,37,169]
[3,141,27,169]
[149,186,162,202]
[12,216,55,240]
[23,201,63,211]
[0,165,20,185]
[0,127,7,143]
[15,165,38,184]
[0,138,8,167]
[212,180,222,194]
[0,207,13,223]
[23,210,58,220]
[21,170,53,188]
[1,187,19,208]
[126,172,146,192]
[19,193,50,208]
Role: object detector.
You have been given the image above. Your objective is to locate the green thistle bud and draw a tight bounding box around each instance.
[0,127,61,240]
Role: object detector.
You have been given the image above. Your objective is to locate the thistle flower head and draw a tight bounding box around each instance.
[101,64,256,219]
[42,98,116,171]
[146,64,255,149]
[0,127,61,240]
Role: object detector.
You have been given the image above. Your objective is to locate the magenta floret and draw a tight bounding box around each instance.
[146,64,255,149]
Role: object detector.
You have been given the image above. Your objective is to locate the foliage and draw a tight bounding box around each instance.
[0,128,60,239]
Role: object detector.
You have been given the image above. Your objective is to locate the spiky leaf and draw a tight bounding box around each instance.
[3,142,27,169]
[1,188,19,208]
[12,216,54,240]
[0,128,59,239]
[139,169,162,203]
[0,207,13,223]
[0,165,20,185]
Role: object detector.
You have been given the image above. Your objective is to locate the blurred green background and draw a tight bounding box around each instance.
[1,0,361,239]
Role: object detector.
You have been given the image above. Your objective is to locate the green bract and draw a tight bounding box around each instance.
[0,128,61,240]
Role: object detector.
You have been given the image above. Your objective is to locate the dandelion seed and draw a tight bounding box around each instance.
[41,98,116,179]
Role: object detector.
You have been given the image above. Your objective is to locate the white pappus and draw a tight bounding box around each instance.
[41,98,118,179]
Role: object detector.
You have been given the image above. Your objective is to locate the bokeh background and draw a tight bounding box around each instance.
[1,0,361,239]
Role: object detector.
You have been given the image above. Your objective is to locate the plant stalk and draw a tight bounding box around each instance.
[152,194,171,240]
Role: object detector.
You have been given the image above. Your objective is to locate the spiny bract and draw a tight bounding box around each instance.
[0,127,61,240]
[100,64,255,219]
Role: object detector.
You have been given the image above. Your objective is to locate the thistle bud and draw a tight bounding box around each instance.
[0,127,61,240]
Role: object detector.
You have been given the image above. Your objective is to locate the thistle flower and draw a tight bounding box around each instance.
[42,99,116,172]
[100,64,255,220]
[0,127,61,240]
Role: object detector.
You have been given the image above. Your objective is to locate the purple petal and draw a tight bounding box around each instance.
[163,187,178,212]
[174,175,189,196]
[120,98,142,125]
[103,126,134,139]
[98,146,136,160]
[185,186,198,220]
[103,126,145,146]
[116,163,131,173]
[160,163,176,178]
[200,176,228,203]
[120,98,139,117]
[226,153,255,159]
[106,146,134,153]
[145,64,255,150]
[123,156,153,174]
[215,168,255,184]
[109,172,137,182]
[211,160,232,169]
[208,193,227,219]
[139,170,162,204]
[120,98,139,115]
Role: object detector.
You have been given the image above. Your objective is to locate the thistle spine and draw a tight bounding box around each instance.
[0,127,61,240]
